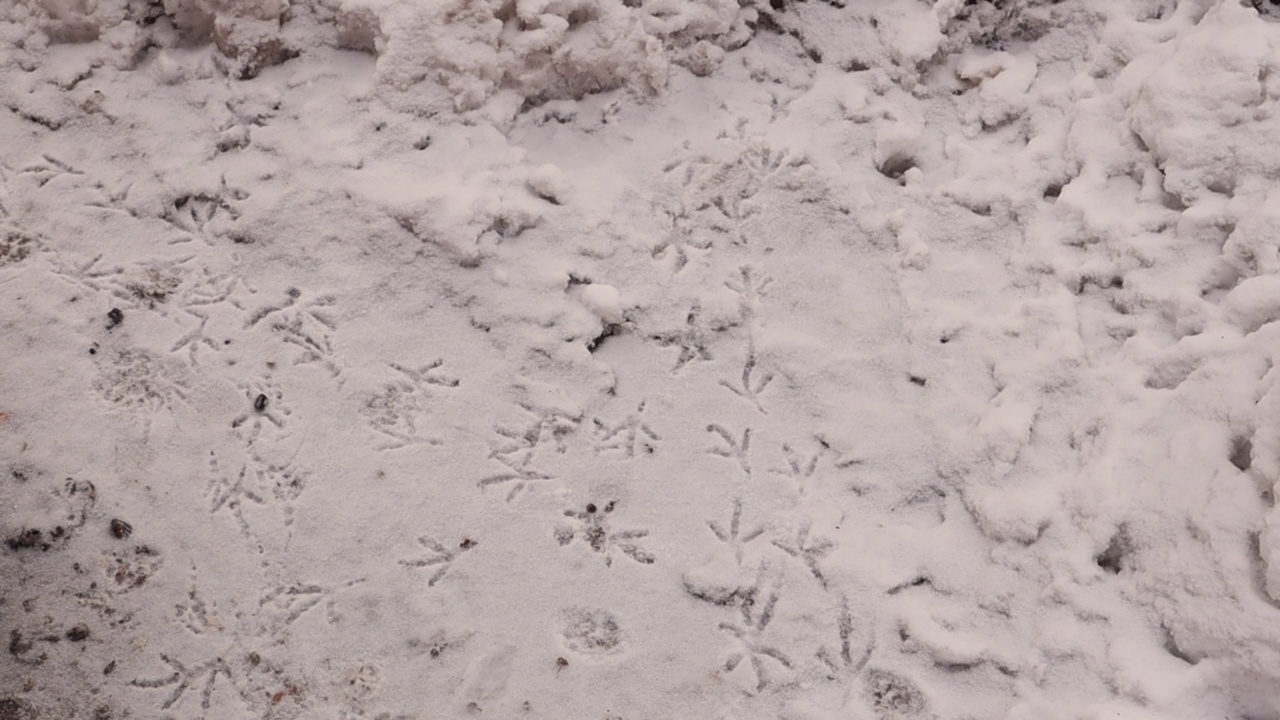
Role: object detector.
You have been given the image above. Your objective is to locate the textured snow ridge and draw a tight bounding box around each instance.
[3,0,1280,719]
[14,0,765,102]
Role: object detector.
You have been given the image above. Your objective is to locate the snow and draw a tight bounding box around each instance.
[3,0,1280,719]
[579,283,623,324]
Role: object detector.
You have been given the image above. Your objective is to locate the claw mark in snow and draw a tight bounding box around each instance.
[651,306,714,371]
[707,423,752,475]
[772,521,835,588]
[478,454,555,502]
[131,655,238,711]
[556,501,655,566]
[594,401,661,457]
[720,351,773,413]
[401,535,476,587]
[725,265,773,318]
[717,578,791,693]
[363,360,458,449]
[709,498,766,564]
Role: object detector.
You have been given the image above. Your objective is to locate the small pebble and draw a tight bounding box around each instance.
[110,519,132,539]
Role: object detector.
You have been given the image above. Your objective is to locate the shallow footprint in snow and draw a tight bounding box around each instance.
[558,607,626,657]
[461,645,518,712]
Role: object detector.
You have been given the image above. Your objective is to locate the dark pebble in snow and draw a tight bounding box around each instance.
[110,519,132,539]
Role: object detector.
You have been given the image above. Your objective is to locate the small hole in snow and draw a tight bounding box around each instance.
[1230,436,1253,472]
[877,154,916,180]
[1096,529,1131,574]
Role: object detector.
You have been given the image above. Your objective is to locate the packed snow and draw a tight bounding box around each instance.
[3,0,1280,718]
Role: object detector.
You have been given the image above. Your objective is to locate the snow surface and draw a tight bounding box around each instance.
[3,0,1280,718]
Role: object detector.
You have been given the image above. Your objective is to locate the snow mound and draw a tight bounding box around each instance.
[15,0,766,98]
[579,283,623,324]
[1127,0,1280,207]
